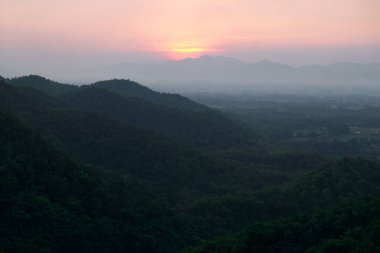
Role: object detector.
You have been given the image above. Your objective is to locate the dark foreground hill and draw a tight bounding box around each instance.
[184,197,380,253]
[8,75,77,95]
[0,80,227,202]
[92,79,206,110]
[183,158,380,238]
[6,75,255,148]
[1,111,379,253]
[0,80,286,205]
[63,85,253,148]
[0,110,195,253]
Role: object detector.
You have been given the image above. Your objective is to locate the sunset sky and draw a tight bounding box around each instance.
[1,0,380,68]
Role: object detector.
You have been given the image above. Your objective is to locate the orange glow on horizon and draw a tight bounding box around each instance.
[1,0,379,62]
[164,41,215,59]
[172,48,205,53]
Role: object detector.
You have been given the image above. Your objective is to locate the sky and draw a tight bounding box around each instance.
[1,0,380,71]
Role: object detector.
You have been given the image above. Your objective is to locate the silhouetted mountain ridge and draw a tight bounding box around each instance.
[2,75,255,148]
[8,74,78,95]
[103,56,380,92]
[92,79,207,110]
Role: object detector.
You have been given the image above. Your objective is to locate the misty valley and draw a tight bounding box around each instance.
[191,93,380,160]
[1,75,380,253]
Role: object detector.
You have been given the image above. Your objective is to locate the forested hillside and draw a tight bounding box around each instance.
[1,76,379,252]
[8,75,78,95]
[185,197,380,253]
[62,85,252,148]
[93,79,206,110]
[0,110,191,253]
[183,158,380,238]
[4,75,255,148]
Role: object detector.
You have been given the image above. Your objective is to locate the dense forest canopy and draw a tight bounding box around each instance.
[1,76,379,252]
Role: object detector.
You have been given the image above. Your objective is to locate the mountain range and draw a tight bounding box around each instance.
[114,56,380,93]
[5,56,379,93]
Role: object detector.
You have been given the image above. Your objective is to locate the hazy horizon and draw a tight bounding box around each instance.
[1,0,380,77]
[2,54,380,97]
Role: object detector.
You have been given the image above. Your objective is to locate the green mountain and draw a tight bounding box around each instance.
[8,75,78,95]
[184,197,380,253]
[0,110,192,253]
[0,78,289,252]
[0,80,279,205]
[0,81,224,200]
[5,75,255,148]
[62,85,253,148]
[183,158,380,238]
[93,79,205,110]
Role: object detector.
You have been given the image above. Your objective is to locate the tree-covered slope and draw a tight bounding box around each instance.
[0,81,227,200]
[184,158,380,237]
[0,79,312,252]
[184,197,380,253]
[0,81,272,203]
[4,75,255,148]
[62,85,254,148]
[8,75,78,95]
[92,79,207,110]
[0,110,196,253]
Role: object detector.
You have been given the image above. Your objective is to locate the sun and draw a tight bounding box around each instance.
[166,41,210,59]
[172,47,205,53]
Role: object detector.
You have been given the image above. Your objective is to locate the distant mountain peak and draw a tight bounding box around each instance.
[257,59,274,64]
[198,55,213,59]
[255,59,290,66]
[8,74,77,95]
[93,79,154,95]
[11,74,68,85]
[249,60,295,72]
[93,78,142,86]
[18,74,50,81]
[167,55,246,68]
